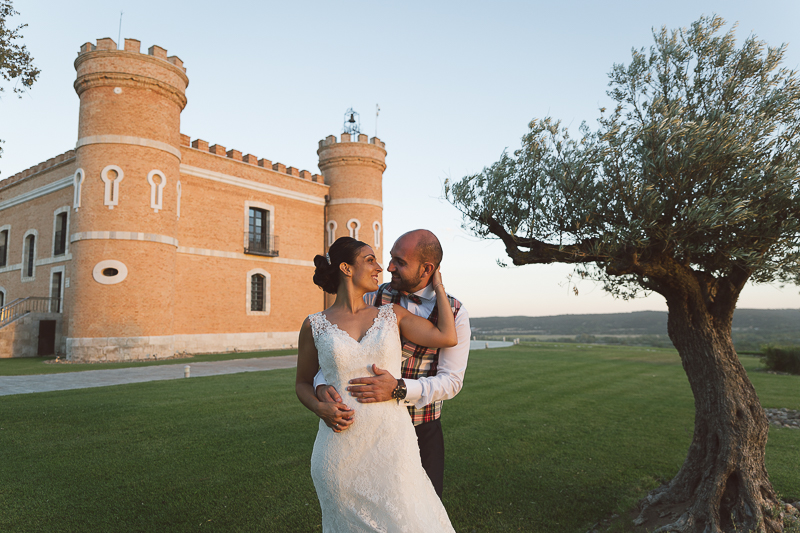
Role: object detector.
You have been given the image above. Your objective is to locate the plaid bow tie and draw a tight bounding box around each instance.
[403,292,423,305]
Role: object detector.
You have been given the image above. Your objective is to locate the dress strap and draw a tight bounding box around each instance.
[376,303,397,326]
[307,312,327,342]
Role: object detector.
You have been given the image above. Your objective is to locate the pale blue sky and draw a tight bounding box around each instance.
[3,0,800,317]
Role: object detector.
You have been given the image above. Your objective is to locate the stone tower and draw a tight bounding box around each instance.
[317,132,386,264]
[69,37,188,360]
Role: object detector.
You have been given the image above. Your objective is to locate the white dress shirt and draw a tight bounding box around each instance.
[313,284,471,409]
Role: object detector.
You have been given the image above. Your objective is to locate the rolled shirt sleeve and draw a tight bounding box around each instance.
[403,305,471,409]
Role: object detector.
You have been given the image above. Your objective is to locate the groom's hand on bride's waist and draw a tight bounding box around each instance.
[347,365,397,403]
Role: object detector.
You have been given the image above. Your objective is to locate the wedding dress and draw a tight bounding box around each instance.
[308,303,455,533]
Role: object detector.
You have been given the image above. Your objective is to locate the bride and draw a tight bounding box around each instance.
[296,236,457,533]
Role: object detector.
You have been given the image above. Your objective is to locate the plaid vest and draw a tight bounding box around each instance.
[374,283,462,426]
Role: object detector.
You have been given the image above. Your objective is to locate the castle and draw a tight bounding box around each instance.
[0,37,385,361]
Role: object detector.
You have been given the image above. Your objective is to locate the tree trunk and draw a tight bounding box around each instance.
[634,299,784,533]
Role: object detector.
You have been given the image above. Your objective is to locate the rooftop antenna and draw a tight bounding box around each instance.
[375,104,380,138]
[343,108,360,136]
[117,11,123,49]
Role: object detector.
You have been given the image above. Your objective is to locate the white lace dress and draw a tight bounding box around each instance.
[308,304,455,533]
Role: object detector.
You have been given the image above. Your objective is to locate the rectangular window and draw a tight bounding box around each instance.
[54,213,67,256]
[249,207,269,243]
[244,206,278,257]
[50,272,62,313]
[0,230,7,268]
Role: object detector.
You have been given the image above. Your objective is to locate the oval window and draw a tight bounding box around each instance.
[93,260,128,285]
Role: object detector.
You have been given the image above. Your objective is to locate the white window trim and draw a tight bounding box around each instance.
[49,265,66,313]
[243,200,275,249]
[21,229,38,282]
[372,221,382,249]
[347,218,361,240]
[101,165,124,209]
[0,224,10,268]
[326,220,337,246]
[73,168,85,211]
[176,181,182,220]
[52,206,70,257]
[246,268,271,316]
[147,169,166,213]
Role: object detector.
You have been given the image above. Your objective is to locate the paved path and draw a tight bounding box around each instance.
[0,355,298,397]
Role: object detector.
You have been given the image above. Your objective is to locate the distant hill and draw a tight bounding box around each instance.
[471,309,800,336]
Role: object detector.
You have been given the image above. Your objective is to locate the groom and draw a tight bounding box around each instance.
[314,229,471,498]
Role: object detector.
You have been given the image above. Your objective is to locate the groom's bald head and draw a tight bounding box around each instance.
[388,230,443,293]
[399,229,443,268]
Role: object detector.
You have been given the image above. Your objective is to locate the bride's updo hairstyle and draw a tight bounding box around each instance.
[313,236,369,294]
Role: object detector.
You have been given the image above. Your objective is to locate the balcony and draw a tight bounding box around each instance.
[244,232,279,257]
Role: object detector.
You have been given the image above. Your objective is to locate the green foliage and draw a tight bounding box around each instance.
[447,15,800,297]
[761,345,800,375]
[0,0,37,96]
[0,0,39,164]
[1,345,797,532]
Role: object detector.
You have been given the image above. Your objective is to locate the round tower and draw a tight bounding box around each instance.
[318,132,386,259]
[69,37,188,361]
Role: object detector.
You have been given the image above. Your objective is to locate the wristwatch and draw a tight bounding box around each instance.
[392,378,407,401]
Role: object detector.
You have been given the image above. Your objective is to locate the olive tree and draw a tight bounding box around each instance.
[0,0,39,166]
[448,16,800,533]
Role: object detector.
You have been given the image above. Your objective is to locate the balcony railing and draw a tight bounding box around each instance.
[0,297,62,329]
[244,233,279,257]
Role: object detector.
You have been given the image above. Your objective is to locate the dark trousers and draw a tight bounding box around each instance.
[414,419,444,498]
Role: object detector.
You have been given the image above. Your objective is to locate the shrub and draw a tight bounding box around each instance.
[761,345,800,375]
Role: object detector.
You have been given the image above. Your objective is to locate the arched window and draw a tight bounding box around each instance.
[147,170,166,213]
[326,220,338,246]
[347,218,361,240]
[176,181,182,220]
[24,234,35,278]
[0,228,9,268]
[251,274,265,311]
[246,269,271,315]
[53,209,69,256]
[73,168,84,211]
[21,229,38,281]
[372,221,382,248]
[101,165,124,209]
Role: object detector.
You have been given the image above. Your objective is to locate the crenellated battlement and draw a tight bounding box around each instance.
[185,135,324,183]
[77,37,186,73]
[318,133,385,150]
[0,149,76,190]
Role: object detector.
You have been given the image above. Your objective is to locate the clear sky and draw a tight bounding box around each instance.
[3,0,799,317]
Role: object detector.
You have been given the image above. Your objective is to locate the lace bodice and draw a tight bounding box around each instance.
[308,303,402,393]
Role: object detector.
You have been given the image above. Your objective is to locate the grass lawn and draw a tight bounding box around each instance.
[0,344,797,532]
[0,349,297,376]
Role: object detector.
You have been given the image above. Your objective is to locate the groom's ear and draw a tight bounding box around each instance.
[420,262,435,278]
